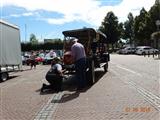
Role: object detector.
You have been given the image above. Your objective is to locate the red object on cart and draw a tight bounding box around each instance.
[63,51,73,65]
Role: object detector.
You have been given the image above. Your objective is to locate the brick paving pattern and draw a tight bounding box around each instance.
[34,92,64,120]
[0,65,53,120]
[51,68,159,120]
[0,55,159,120]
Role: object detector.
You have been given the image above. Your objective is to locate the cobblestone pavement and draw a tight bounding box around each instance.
[0,55,160,120]
[0,65,54,120]
[51,69,159,120]
[50,55,159,120]
[110,54,159,97]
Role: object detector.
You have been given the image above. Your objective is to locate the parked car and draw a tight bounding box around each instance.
[22,55,31,65]
[35,57,44,63]
[135,46,159,55]
[118,47,136,54]
[54,50,63,58]
[42,53,54,65]
[116,48,124,54]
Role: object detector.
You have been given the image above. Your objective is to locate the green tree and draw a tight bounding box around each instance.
[117,22,125,48]
[151,31,160,49]
[134,8,149,45]
[134,1,160,46]
[118,22,124,39]
[99,11,120,51]
[53,39,63,50]
[30,33,38,44]
[124,13,135,46]
[149,0,160,32]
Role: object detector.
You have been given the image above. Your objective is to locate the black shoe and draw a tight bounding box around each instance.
[41,83,47,92]
[76,86,87,92]
[40,88,44,93]
[77,87,83,90]
[54,88,62,93]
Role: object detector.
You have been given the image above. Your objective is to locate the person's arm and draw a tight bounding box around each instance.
[56,64,64,76]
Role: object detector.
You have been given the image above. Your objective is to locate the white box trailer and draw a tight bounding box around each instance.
[0,20,22,81]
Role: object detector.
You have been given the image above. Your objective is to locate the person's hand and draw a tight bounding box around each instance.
[62,69,66,73]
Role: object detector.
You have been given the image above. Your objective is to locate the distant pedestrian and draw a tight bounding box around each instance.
[71,38,87,90]
[50,50,57,58]
[30,51,36,69]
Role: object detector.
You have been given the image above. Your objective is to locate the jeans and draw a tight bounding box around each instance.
[46,74,63,91]
[75,57,86,88]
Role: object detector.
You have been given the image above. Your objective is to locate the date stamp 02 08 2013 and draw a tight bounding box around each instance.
[125,107,151,112]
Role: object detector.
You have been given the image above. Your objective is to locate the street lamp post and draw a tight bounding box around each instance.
[25,24,27,43]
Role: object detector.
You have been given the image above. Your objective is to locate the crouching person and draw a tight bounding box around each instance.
[41,57,64,93]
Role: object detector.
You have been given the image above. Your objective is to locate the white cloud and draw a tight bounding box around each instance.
[113,0,155,22]
[10,12,34,17]
[1,0,155,26]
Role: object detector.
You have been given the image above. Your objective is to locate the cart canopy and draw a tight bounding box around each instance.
[62,28,107,43]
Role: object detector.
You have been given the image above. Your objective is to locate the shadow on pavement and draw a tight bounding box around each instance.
[154,58,160,60]
[39,89,58,95]
[38,70,106,96]
[63,70,106,91]
[56,92,80,103]
[55,70,106,103]
[0,75,19,83]
[21,68,32,71]
[95,70,107,83]
[8,75,19,80]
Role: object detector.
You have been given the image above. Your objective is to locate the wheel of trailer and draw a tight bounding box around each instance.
[104,62,108,72]
[0,72,9,81]
[88,60,95,85]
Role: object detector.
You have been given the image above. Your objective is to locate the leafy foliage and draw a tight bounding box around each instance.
[99,11,120,45]
[123,13,134,45]
[30,34,38,44]
[21,38,63,51]
[99,1,160,49]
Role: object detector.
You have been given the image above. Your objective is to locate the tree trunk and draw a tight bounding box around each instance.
[111,43,114,52]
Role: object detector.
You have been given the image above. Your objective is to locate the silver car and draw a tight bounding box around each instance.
[135,46,159,55]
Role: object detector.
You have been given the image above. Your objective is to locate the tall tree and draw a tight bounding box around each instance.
[118,22,124,39]
[149,0,160,48]
[99,11,120,50]
[123,13,135,46]
[134,0,160,46]
[149,0,160,32]
[155,0,160,5]
[117,22,125,48]
[134,8,149,45]
[30,33,38,45]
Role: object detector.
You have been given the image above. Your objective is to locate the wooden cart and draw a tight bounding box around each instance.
[62,28,110,85]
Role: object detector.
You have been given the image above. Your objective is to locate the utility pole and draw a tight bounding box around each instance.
[25,24,27,43]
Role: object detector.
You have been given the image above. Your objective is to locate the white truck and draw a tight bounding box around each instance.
[0,20,22,81]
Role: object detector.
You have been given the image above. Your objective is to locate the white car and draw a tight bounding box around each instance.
[135,46,159,55]
[120,47,136,54]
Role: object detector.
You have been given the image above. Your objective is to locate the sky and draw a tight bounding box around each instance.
[0,0,155,42]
